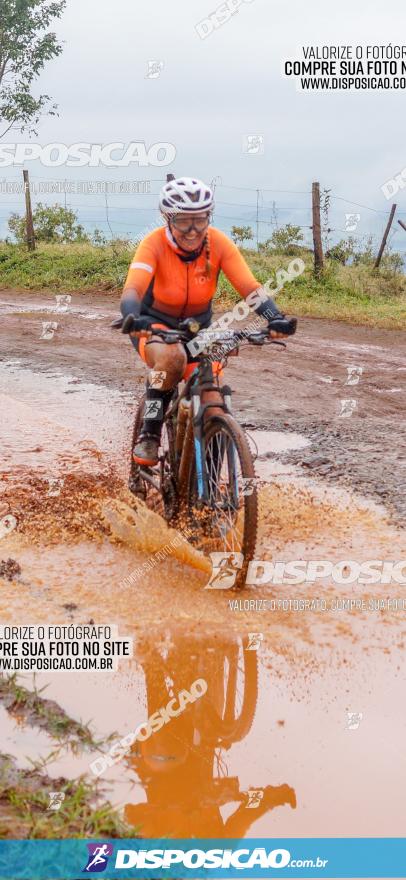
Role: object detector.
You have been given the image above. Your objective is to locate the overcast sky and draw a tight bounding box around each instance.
[2,0,406,245]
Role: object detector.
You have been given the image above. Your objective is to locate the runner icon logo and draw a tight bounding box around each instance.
[144,399,163,419]
[47,791,65,811]
[344,213,360,231]
[346,712,363,730]
[149,370,167,389]
[245,789,264,808]
[205,552,244,589]
[243,134,265,155]
[240,476,258,496]
[83,844,113,873]
[146,60,164,79]
[246,632,264,651]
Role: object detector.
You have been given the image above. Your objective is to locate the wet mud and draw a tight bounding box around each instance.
[0,291,405,840]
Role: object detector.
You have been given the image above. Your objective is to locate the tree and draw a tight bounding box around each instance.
[0,0,66,138]
[258,238,273,254]
[231,225,253,247]
[381,251,404,274]
[91,228,108,247]
[326,238,356,265]
[352,235,375,266]
[270,224,304,253]
[8,203,89,243]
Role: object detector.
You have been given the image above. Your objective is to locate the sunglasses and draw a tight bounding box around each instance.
[171,215,210,233]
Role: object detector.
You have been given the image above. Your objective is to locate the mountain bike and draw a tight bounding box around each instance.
[113,317,287,586]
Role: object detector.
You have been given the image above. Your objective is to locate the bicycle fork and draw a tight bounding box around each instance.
[187,383,237,503]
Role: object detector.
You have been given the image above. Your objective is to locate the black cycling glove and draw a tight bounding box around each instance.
[253,295,283,321]
[120,296,158,333]
[120,295,141,320]
[252,295,297,336]
[267,315,297,336]
[121,314,157,334]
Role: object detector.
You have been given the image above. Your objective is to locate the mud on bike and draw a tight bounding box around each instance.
[113,316,287,587]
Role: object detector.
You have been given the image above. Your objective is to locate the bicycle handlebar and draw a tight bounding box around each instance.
[111,315,293,348]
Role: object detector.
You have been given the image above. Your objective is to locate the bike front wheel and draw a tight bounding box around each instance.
[184,413,258,585]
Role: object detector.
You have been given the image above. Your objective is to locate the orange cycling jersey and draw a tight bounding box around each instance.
[123,226,259,328]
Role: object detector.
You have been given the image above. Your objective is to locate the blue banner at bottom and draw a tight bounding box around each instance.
[0,838,405,879]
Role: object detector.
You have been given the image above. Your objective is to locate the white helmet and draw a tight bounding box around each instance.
[159,177,214,215]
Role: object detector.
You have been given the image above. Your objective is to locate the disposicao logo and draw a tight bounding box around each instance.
[83,843,114,873]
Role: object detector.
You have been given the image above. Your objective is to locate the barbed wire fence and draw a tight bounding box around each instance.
[0,170,405,272]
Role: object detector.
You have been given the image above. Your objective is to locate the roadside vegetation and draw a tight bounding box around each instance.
[0,675,103,747]
[0,207,405,329]
[0,753,133,838]
[0,674,131,838]
[219,246,406,330]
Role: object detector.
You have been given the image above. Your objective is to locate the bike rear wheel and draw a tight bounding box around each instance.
[184,413,258,585]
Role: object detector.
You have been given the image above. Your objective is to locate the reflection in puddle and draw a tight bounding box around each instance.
[3,625,405,837]
[114,629,405,838]
[122,633,296,838]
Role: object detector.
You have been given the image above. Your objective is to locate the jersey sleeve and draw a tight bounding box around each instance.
[123,234,158,296]
[216,231,259,297]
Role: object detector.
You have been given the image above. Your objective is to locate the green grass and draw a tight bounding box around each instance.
[0,754,135,838]
[0,674,106,748]
[0,241,130,291]
[216,249,406,329]
[1,241,405,329]
[0,678,132,838]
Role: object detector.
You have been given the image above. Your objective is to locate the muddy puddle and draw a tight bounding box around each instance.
[1,359,405,838]
[0,299,112,321]
[2,632,405,837]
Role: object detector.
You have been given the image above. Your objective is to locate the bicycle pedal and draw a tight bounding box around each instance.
[128,480,147,501]
[128,476,147,500]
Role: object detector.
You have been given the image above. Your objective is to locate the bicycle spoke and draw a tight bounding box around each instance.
[186,411,257,571]
[203,429,244,553]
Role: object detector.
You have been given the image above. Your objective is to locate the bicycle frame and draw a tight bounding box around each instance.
[130,325,282,504]
[135,359,222,499]
[174,358,236,503]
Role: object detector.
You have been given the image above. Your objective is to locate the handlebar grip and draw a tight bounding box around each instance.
[249,332,267,345]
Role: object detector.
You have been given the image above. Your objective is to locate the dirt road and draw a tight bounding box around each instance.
[0,290,405,839]
[1,290,405,520]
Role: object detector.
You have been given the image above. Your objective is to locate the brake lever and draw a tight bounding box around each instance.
[111,317,123,329]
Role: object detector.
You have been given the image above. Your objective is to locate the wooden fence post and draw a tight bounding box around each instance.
[312,181,323,275]
[374,204,396,268]
[23,169,35,251]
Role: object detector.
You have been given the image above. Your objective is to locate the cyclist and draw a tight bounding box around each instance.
[120,176,297,466]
